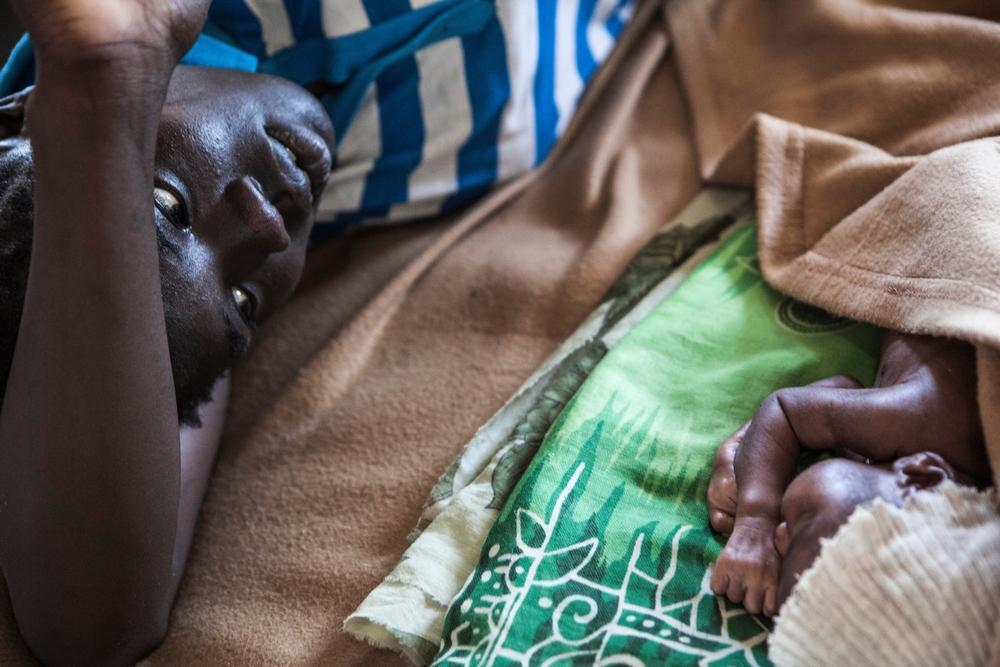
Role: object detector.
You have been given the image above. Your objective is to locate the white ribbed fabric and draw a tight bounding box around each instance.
[771,482,1000,667]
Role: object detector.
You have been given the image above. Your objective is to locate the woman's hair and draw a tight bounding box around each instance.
[0,144,216,426]
[0,144,32,411]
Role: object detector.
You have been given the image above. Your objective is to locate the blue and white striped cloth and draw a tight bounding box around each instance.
[0,0,635,237]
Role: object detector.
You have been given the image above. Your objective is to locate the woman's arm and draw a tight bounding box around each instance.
[0,2,210,665]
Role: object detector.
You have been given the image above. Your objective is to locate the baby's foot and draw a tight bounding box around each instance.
[707,422,749,537]
[711,517,781,617]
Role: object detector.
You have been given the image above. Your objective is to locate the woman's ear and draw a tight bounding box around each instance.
[0,86,32,139]
[893,451,955,491]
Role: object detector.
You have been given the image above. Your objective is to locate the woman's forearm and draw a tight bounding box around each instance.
[0,62,182,666]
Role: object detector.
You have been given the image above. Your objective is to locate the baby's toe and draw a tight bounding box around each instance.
[707,426,746,535]
[763,586,778,618]
[710,509,734,536]
[726,576,747,605]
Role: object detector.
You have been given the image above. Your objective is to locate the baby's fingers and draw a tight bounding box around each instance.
[743,573,779,616]
[711,556,745,603]
[764,585,778,618]
[743,582,764,616]
[712,558,751,607]
[710,565,729,598]
[726,576,747,606]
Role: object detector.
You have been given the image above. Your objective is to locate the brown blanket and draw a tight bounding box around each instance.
[667,0,1000,484]
[0,1,997,665]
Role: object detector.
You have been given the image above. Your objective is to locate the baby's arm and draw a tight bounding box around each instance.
[711,333,987,617]
[711,374,906,616]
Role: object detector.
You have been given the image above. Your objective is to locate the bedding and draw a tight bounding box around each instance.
[429,214,881,666]
[666,2,1000,656]
[0,1,994,664]
[666,0,1000,481]
[427,2,1000,664]
[345,188,750,662]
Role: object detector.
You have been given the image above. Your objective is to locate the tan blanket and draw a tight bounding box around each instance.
[0,1,997,665]
[667,0,1000,483]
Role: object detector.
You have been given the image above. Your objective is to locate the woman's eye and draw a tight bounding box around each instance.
[231,285,257,323]
[154,186,190,230]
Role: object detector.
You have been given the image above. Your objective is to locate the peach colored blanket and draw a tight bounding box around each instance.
[667,0,1000,485]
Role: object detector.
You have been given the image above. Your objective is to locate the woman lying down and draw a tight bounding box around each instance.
[0,0,636,665]
[708,332,991,618]
[0,0,990,666]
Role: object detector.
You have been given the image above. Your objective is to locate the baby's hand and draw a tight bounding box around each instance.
[711,517,781,617]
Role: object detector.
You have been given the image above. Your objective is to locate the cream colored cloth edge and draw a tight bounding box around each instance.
[341,5,673,660]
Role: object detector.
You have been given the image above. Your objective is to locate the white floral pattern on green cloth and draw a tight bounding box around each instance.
[437,462,769,666]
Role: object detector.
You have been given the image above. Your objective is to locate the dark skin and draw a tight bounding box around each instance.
[772,452,960,607]
[0,1,333,664]
[707,333,989,618]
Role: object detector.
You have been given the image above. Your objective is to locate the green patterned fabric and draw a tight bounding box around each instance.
[431,222,882,666]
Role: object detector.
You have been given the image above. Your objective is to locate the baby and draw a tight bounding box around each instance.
[707,332,990,617]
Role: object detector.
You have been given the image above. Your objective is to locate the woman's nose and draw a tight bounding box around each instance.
[219,175,292,259]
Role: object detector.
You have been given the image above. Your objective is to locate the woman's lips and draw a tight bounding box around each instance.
[265,134,312,215]
[264,124,333,207]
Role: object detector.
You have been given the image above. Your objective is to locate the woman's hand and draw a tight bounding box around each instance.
[10,0,211,79]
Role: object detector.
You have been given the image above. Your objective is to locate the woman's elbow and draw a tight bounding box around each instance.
[14,596,170,666]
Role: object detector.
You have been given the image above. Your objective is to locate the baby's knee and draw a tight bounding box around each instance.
[781,459,882,528]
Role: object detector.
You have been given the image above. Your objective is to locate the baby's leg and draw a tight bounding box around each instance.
[774,458,896,608]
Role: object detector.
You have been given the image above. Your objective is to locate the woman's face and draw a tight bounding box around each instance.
[0,65,335,423]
